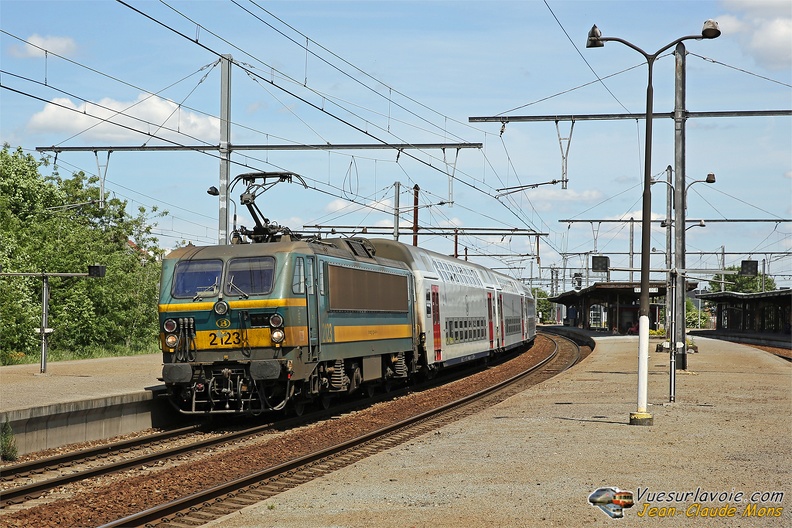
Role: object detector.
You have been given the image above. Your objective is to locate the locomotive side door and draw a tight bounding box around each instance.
[305,256,320,362]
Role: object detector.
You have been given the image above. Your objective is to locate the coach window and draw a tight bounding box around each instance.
[292,258,305,294]
[226,257,276,295]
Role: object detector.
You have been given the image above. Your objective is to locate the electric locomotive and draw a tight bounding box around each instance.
[158,173,535,414]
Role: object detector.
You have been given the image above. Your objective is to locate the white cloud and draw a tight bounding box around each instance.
[367,197,393,213]
[323,198,353,214]
[525,187,605,212]
[27,94,219,144]
[9,34,77,58]
[374,218,395,228]
[719,0,792,71]
[722,0,791,18]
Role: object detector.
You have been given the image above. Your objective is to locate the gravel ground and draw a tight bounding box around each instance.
[207,336,791,528]
[0,339,557,527]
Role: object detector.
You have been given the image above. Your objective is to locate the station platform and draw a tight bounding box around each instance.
[0,354,166,455]
[208,333,790,527]
[1,335,790,526]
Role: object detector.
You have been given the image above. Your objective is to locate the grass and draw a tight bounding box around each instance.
[2,343,161,366]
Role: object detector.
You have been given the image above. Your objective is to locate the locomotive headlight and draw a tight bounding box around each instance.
[269,313,284,328]
[163,318,178,333]
[270,328,285,343]
[165,334,180,348]
[213,300,229,316]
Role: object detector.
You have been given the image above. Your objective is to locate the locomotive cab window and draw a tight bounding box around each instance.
[172,259,223,298]
[292,258,305,294]
[226,257,275,296]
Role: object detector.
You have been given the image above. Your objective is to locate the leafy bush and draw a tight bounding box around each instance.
[1,419,18,462]
[1,145,165,364]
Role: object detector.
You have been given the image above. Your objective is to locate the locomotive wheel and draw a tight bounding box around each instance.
[321,394,334,410]
[365,383,377,398]
[292,400,307,417]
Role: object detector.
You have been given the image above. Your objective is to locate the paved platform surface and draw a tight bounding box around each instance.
[0,354,163,415]
[208,335,791,527]
[1,337,789,526]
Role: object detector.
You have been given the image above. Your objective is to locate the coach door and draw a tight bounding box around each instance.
[431,285,441,362]
[487,291,494,350]
[498,293,505,349]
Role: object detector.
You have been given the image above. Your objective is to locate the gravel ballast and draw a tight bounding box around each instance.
[207,335,791,528]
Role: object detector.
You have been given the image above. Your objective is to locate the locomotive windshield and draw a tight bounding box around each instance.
[172,259,223,299]
[225,257,276,296]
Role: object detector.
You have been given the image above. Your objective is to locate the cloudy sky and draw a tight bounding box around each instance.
[1,0,790,290]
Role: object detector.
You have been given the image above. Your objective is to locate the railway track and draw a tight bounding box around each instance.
[0,391,412,510]
[0,333,579,528]
[0,346,532,511]
[1,424,251,509]
[103,333,580,528]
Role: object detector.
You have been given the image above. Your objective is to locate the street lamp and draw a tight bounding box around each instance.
[208,185,239,243]
[673,171,716,374]
[652,166,674,347]
[685,173,716,208]
[656,171,715,400]
[587,20,720,426]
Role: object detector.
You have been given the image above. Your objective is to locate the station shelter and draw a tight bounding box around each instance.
[549,281,674,334]
[696,289,792,335]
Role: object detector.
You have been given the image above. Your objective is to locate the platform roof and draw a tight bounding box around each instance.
[548,281,671,306]
[696,289,792,302]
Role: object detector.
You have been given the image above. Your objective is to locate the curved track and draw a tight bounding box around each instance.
[0,349,529,509]
[1,333,580,528]
[103,333,580,528]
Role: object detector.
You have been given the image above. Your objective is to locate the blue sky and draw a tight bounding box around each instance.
[1,0,790,291]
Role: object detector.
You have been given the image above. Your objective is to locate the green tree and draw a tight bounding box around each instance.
[0,145,164,363]
[711,265,777,294]
[685,298,710,329]
[532,288,553,323]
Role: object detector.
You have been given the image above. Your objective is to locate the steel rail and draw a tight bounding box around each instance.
[0,425,201,481]
[0,422,285,507]
[101,336,573,527]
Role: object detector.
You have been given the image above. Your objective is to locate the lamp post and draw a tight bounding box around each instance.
[587,20,720,425]
[654,165,674,344]
[673,171,716,372]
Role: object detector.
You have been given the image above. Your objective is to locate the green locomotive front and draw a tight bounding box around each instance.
[158,237,417,414]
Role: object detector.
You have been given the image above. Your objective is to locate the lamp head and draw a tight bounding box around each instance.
[701,19,721,39]
[207,186,219,196]
[705,173,716,184]
[586,25,604,48]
